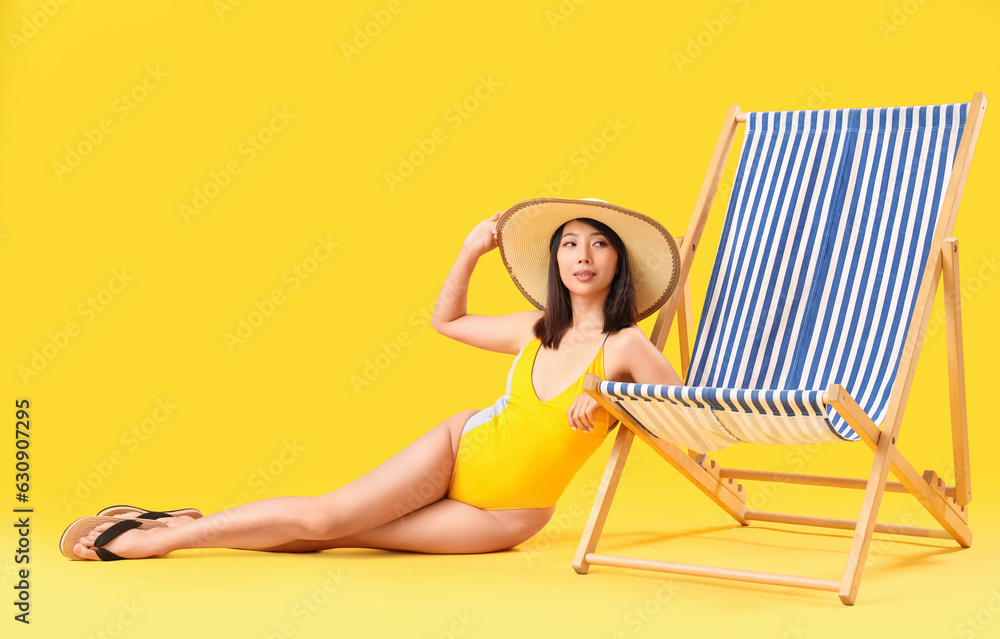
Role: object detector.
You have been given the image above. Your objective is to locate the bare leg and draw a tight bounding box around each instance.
[71,408,481,560]
[261,499,556,554]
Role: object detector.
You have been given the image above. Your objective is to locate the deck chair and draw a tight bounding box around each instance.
[574,93,987,605]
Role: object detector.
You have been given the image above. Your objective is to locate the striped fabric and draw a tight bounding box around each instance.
[606,102,969,451]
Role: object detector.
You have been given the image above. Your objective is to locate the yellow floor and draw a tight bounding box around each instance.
[33,445,1000,638]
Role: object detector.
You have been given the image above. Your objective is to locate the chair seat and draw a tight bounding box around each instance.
[600,380,860,452]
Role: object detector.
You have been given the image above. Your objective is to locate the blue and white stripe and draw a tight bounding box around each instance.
[600,381,834,451]
[604,103,968,451]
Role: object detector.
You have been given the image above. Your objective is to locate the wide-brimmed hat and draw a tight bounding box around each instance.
[495,198,681,321]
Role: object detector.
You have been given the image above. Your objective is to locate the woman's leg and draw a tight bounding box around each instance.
[260,500,556,554]
[70,408,481,560]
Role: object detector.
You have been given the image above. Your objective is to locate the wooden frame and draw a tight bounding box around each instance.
[573,93,987,605]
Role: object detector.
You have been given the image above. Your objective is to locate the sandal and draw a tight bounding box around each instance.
[96,505,203,520]
[60,516,167,560]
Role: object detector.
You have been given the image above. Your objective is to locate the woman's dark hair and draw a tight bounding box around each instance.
[532,217,637,349]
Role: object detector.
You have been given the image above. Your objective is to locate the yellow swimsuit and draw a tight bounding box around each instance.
[447,333,612,510]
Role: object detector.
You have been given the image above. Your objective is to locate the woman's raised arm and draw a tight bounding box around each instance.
[430,212,539,355]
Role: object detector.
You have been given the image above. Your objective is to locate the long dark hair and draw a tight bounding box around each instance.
[532,217,637,349]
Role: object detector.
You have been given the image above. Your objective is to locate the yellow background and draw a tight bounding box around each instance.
[3,0,999,636]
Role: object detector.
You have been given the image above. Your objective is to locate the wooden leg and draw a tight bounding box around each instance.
[889,449,971,543]
[678,277,694,380]
[573,427,635,574]
[942,238,971,506]
[830,383,972,544]
[838,434,894,605]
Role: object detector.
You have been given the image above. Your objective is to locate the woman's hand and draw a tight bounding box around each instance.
[566,393,610,433]
[461,211,501,258]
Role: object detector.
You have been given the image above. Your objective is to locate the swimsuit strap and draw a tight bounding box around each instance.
[601,332,609,349]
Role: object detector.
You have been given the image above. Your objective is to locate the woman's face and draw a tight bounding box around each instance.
[556,219,619,300]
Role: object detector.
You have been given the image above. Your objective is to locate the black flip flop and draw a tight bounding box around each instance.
[97,505,203,519]
[93,519,143,561]
[59,516,167,560]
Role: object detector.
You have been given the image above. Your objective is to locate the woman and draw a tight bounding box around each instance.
[61,198,683,560]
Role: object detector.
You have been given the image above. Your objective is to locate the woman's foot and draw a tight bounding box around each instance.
[71,519,170,560]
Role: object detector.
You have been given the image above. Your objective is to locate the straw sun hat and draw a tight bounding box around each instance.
[495,198,681,321]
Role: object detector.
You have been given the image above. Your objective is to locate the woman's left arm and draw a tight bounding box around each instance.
[565,328,683,432]
[619,327,684,387]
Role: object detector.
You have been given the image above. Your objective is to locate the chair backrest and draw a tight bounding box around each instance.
[686,102,969,437]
